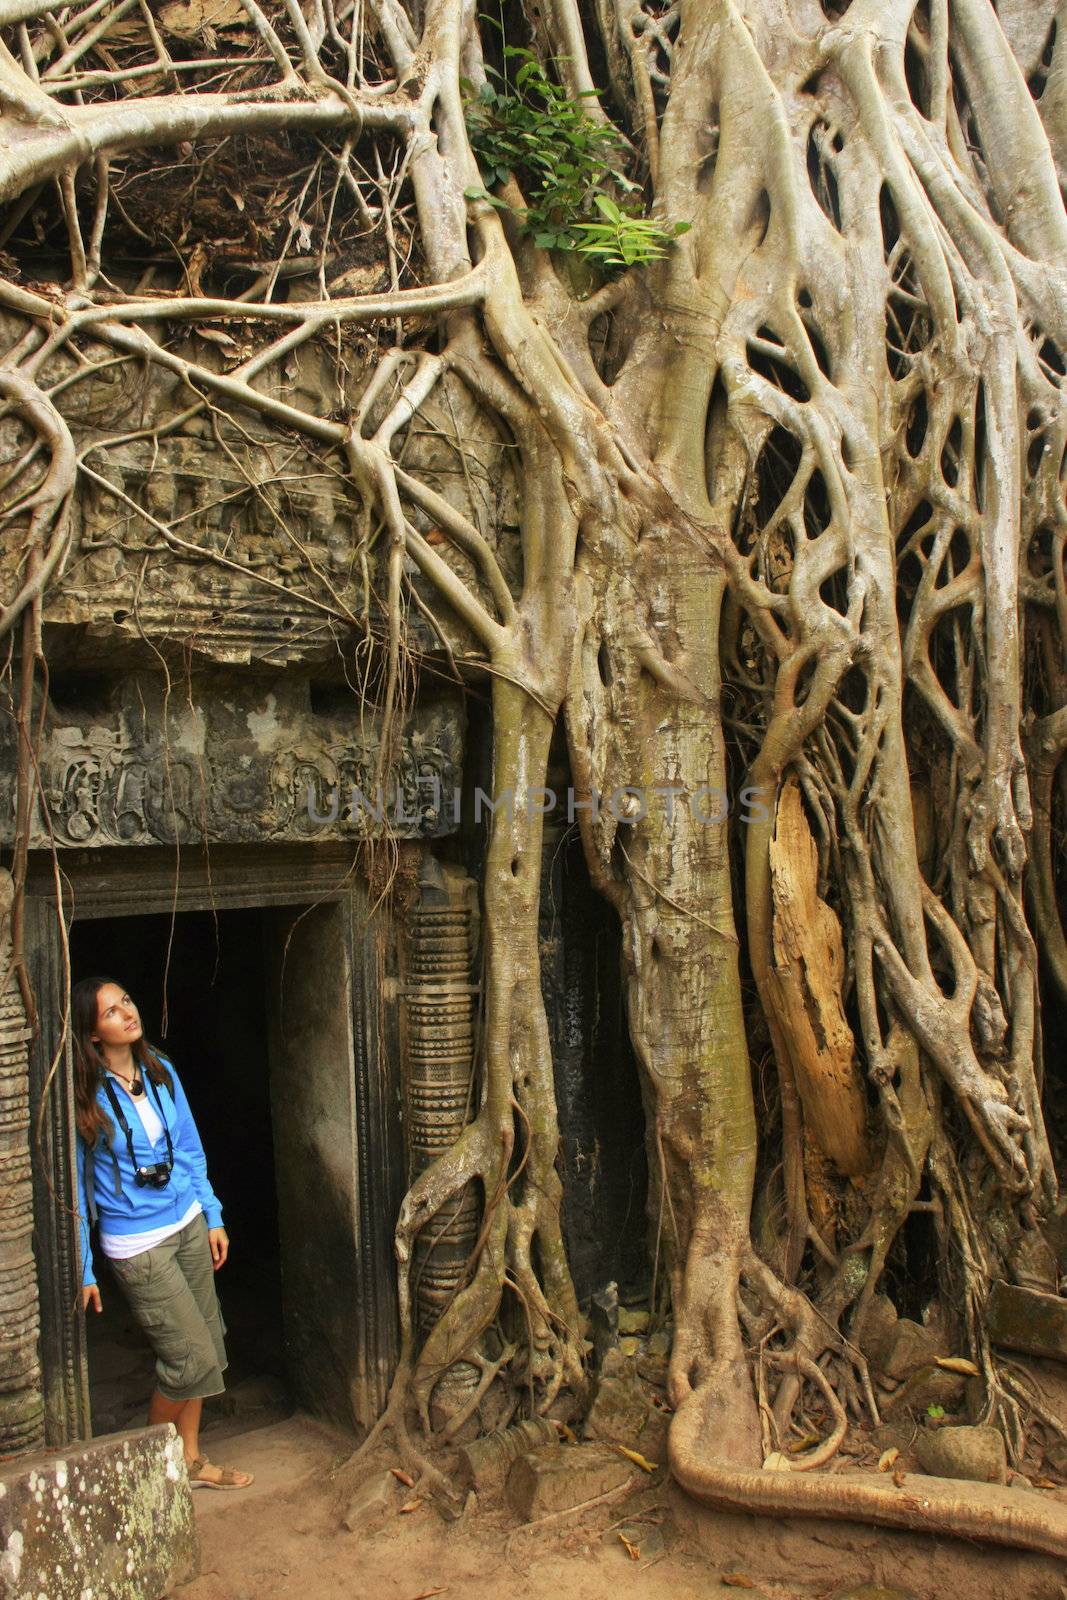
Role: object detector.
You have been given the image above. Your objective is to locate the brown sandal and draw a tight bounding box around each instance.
[187,1456,255,1491]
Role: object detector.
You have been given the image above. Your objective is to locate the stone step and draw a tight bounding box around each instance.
[987,1280,1067,1362]
[506,1442,638,1522]
[0,1424,197,1600]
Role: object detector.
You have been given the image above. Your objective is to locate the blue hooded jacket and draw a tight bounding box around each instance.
[76,1060,223,1288]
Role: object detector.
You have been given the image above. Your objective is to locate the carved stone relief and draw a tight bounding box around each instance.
[0,674,463,849]
[0,331,522,670]
[38,432,368,667]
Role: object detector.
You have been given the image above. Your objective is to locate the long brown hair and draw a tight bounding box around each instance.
[72,977,174,1148]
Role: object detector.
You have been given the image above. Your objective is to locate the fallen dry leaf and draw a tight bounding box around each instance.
[788,1432,821,1453]
[720,1574,757,1589]
[195,326,239,350]
[1034,1477,1058,1489]
[892,1465,907,1487]
[398,1497,423,1514]
[761,1451,792,1472]
[408,1590,446,1599]
[390,1466,416,1487]
[618,1532,641,1562]
[615,1445,657,1473]
[935,1356,980,1376]
[878,1447,900,1472]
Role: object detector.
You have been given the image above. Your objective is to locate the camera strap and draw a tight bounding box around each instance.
[102,1074,175,1192]
[83,1143,99,1223]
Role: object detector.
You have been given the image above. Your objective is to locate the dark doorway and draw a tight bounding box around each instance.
[68,908,288,1437]
[540,822,650,1308]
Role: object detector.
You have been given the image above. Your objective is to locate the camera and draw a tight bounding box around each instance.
[134,1162,172,1189]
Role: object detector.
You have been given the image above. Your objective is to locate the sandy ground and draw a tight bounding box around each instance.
[177,1415,800,1600]
[170,1413,1067,1600]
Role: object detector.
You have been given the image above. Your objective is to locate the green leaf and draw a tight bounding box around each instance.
[464,40,687,279]
[594,193,624,223]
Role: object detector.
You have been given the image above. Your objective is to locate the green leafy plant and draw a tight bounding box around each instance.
[463,48,688,271]
[927,1404,945,1420]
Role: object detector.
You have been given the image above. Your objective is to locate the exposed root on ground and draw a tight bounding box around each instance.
[668,1391,1067,1561]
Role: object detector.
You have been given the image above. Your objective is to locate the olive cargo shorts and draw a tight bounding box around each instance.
[109,1213,228,1402]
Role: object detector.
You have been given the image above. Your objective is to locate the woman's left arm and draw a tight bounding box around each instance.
[169,1069,228,1266]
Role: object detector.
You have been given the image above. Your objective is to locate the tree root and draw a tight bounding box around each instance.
[767,1352,847,1471]
[668,1388,1067,1560]
[335,1359,463,1507]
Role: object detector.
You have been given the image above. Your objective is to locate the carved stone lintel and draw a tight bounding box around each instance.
[0,673,464,850]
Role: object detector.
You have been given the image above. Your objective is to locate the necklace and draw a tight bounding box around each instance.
[109,1068,145,1097]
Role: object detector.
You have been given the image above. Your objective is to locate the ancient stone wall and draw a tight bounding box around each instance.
[0,315,519,675]
[0,873,43,1460]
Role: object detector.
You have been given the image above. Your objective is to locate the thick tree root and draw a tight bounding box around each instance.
[336,1359,462,1505]
[668,1393,1067,1560]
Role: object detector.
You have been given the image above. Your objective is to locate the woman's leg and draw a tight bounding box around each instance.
[148,1390,203,1464]
[160,1219,251,1487]
[111,1225,251,1488]
[148,1390,250,1487]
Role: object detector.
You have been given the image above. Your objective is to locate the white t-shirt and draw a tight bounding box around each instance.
[98,1079,202,1259]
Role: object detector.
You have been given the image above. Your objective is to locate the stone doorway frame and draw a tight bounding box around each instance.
[24,842,404,1447]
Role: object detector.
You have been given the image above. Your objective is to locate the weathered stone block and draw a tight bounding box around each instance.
[455,1417,558,1495]
[617,1308,650,1336]
[1008,1229,1059,1293]
[915,1424,1008,1484]
[589,1284,620,1364]
[506,1444,635,1521]
[584,1366,650,1448]
[340,1471,400,1533]
[882,1318,943,1380]
[0,1424,197,1600]
[635,1350,668,1387]
[882,1363,966,1420]
[852,1295,899,1370]
[987,1279,1067,1362]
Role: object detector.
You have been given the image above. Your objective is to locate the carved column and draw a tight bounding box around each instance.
[0,871,44,1456]
[400,859,480,1375]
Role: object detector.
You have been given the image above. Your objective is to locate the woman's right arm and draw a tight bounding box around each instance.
[75,1137,101,1313]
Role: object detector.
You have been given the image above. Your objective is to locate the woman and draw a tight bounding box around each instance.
[74,976,253,1491]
